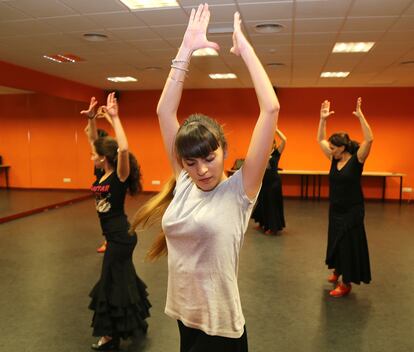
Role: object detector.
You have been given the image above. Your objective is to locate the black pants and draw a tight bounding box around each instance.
[178,320,248,352]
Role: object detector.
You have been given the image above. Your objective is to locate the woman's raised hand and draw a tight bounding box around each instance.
[352,97,364,119]
[230,12,251,56]
[101,92,119,120]
[320,100,335,120]
[181,3,219,52]
[80,96,98,119]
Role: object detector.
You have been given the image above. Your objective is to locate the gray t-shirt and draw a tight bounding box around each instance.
[162,168,258,338]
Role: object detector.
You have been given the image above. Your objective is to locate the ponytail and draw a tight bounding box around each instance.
[346,140,360,155]
[130,176,176,261]
[127,153,142,195]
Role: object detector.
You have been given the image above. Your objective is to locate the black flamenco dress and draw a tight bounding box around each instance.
[89,172,151,338]
[326,153,371,284]
[252,149,286,233]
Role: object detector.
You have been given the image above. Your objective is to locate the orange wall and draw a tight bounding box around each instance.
[0,87,413,201]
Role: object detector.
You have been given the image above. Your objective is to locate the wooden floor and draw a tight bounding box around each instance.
[0,196,413,352]
[0,189,90,221]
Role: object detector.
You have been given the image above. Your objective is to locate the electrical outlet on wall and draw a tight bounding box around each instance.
[151,180,161,185]
[402,187,412,193]
[63,178,71,183]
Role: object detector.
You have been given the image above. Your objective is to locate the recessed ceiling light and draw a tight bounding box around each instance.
[43,55,63,63]
[107,76,138,82]
[320,71,350,78]
[400,60,414,66]
[193,48,218,57]
[83,33,108,42]
[119,0,179,10]
[333,42,375,53]
[266,63,285,68]
[254,23,284,34]
[43,54,84,63]
[209,73,237,80]
[144,66,162,71]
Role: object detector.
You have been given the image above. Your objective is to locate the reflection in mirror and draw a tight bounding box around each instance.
[0,86,91,223]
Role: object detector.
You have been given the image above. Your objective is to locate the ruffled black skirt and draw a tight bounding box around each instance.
[252,169,285,233]
[89,236,151,338]
[325,204,371,284]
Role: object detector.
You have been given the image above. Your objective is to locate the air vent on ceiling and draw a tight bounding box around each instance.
[254,23,284,34]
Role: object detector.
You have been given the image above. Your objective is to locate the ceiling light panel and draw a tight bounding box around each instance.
[107,76,138,82]
[320,72,350,78]
[209,73,237,80]
[333,42,375,53]
[119,0,179,10]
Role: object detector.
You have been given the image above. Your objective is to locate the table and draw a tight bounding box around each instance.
[279,170,406,204]
[0,165,10,189]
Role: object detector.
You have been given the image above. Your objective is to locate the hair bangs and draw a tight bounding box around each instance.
[175,124,220,160]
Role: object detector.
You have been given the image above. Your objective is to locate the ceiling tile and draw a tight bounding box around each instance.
[295,18,344,33]
[60,0,129,14]
[239,2,293,21]
[151,24,187,39]
[7,0,77,18]
[0,2,32,21]
[134,8,189,26]
[87,12,146,28]
[348,0,412,17]
[109,27,161,41]
[295,0,352,19]
[343,16,398,32]
[0,20,57,37]
[294,32,337,45]
[336,31,384,42]
[389,16,414,31]
[43,15,102,32]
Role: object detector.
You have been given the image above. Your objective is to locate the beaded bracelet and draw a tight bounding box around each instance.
[172,59,189,65]
[171,64,189,72]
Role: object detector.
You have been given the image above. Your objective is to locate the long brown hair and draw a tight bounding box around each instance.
[130,114,227,261]
[94,137,142,195]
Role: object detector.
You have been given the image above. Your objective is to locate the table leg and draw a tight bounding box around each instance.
[305,175,309,200]
[300,175,304,199]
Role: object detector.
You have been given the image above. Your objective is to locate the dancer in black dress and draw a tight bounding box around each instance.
[252,129,286,234]
[85,126,110,254]
[81,93,151,349]
[317,97,373,297]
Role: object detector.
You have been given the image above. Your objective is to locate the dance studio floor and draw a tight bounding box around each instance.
[0,196,413,352]
[0,189,91,220]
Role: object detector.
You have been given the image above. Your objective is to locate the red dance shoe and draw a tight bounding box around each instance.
[327,271,339,283]
[96,241,107,253]
[329,283,352,297]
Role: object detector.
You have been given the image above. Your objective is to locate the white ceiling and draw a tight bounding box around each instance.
[0,0,413,91]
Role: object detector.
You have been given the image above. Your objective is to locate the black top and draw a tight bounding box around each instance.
[91,172,134,243]
[329,153,364,211]
[268,149,281,173]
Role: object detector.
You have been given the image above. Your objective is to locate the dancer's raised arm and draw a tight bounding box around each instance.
[156,4,219,177]
[231,12,280,199]
[317,100,335,160]
[276,128,287,154]
[102,92,130,182]
[353,97,373,163]
[81,97,99,147]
